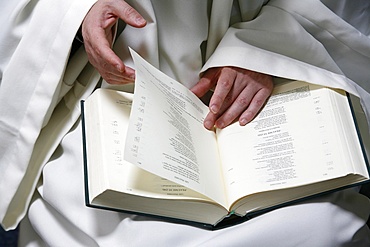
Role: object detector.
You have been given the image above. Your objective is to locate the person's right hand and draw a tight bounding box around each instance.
[82,0,147,84]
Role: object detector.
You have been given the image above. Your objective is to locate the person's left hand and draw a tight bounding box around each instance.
[191,67,273,130]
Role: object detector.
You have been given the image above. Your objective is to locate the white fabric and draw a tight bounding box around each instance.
[0,0,98,229]
[0,0,370,246]
[19,121,370,246]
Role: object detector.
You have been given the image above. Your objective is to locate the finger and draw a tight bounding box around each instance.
[238,87,272,125]
[104,75,134,84]
[99,46,135,78]
[102,69,135,84]
[191,68,218,98]
[214,76,263,128]
[111,0,147,27]
[87,45,135,83]
[203,111,218,130]
[85,25,136,84]
[82,0,146,84]
[209,69,249,116]
[209,67,236,114]
[215,85,271,128]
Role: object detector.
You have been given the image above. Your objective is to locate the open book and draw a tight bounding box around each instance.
[81,49,370,229]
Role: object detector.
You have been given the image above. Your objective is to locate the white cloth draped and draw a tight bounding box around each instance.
[0,0,98,229]
[1,0,370,246]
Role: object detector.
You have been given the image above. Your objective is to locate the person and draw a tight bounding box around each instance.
[81,0,274,130]
[0,0,370,246]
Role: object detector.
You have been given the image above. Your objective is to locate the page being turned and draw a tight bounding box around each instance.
[124,49,227,207]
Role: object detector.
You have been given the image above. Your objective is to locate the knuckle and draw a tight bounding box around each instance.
[201,79,214,88]
[219,112,233,125]
[102,72,111,81]
[223,94,233,104]
[253,97,266,107]
[122,6,137,18]
[218,79,233,89]
[236,96,250,107]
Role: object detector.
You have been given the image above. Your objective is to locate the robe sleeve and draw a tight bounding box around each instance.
[202,0,370,119]
[0,0,99,230]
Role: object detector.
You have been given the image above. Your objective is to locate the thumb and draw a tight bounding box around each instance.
[191,68,218,97]
[112,1,147,27]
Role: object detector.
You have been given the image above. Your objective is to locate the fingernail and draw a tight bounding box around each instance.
[216,121,224,129]
[116,65,123,73]
[204,121,213,130]
[210,105,218,114]
[239,118,247,126]
[136,17,146,26]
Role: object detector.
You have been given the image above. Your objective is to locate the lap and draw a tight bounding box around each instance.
[20,119,370,247]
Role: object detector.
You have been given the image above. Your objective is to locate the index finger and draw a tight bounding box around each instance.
[209,67,236,114]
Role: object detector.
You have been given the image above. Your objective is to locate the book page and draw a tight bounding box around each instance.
[333,93,369,177]
[85,89,213,202]
[124,49,227,207]
[216,81,362,204]
[349,95,370,173]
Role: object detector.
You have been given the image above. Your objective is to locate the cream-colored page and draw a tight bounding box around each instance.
[332,93,369,177]
[124,49,227,207]
[216,81,354,205]
[88,89,212,201]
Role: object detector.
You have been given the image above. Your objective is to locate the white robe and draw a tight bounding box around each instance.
[1,0,370,246]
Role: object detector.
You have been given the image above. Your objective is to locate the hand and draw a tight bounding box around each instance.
[191,67,273,130]
[82,0,146,84]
